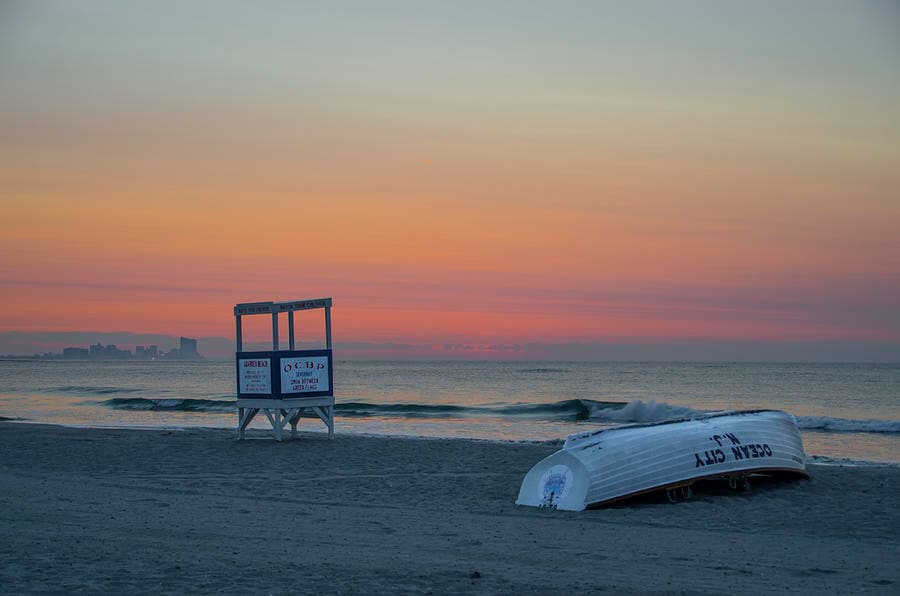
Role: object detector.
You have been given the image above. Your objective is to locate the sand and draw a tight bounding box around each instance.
[0,422,897,594]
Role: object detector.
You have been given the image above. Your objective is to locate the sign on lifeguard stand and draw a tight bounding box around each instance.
[234,298,334,441]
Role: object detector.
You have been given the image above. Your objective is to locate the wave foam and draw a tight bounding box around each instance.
[588,400,706,424]
[795,415,900,434]
[806,455,900,467]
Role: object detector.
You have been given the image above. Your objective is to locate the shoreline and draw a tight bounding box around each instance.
[4,418,900,466]
[1,422,898,594]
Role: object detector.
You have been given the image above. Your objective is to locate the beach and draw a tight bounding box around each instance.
[1,422,897,594]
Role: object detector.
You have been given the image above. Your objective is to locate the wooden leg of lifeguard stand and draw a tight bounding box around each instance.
[289,410,301,439]
[238,407,259,440]
[311,406,334,439]
[262,409,280,442]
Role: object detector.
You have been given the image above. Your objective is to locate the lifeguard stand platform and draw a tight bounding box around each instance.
[234,298,334,441]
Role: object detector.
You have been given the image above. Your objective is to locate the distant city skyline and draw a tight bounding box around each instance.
[1,330,898,363]
[18,336,203,360]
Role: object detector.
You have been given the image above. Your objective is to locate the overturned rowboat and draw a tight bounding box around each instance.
[516,409,807,510]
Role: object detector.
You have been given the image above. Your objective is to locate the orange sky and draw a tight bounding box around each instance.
[1,2,898,356]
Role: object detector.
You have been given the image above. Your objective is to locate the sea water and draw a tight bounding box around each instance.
[0,359,897,464]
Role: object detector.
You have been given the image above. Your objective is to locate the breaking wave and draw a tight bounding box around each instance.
[795,416,900,434]
[100,398,235,412]
[336,399,623,421]
[54,385,145,395]
[94,397,900,434]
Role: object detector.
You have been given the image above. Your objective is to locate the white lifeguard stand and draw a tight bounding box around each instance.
[234,298,334,441]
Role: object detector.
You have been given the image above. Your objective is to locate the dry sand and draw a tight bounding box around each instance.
[1,422,897,594]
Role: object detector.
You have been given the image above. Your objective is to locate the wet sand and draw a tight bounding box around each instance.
[0,422,897,594]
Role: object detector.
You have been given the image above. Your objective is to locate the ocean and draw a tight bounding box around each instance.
[1,359,898,464]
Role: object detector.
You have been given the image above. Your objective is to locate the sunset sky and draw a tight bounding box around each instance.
[1,1,898,358]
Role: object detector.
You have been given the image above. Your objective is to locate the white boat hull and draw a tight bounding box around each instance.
[516,410,807,511]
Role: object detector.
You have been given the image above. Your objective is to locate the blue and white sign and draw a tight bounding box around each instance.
[280,355,330,394]
[236,349,333,399]
[238,358,272,394]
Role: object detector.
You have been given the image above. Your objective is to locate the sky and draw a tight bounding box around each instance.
[1,1,899,359]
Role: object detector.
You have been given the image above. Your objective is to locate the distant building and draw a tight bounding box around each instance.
[180,337,199,359]
[62,347,89,358]
[85,342,130,359]
[134,345,158,359]
[108,344,130,358]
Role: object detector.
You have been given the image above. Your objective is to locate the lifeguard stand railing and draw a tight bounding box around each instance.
[234,298,334,441]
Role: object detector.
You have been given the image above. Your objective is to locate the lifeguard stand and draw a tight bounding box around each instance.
[234,298,334,441]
